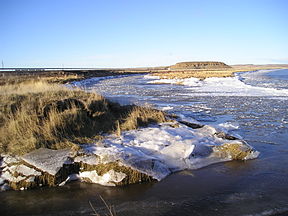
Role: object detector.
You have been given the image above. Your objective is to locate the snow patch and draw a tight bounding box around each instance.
[21,148,72,175]
[2,155,20,165]
[74,155,101,165]
[80,170,126,186]
[84,123,258,181]
[1,171,26,182]
[8,164,41,176]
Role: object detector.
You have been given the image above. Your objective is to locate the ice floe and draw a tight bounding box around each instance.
[83,122,259,181]
[0,122,259,190]
[146,74,288,97]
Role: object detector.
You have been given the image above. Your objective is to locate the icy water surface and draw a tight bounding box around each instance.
[1,69,288,216]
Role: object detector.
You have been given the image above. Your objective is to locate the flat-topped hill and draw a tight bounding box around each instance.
[170,61,231,69]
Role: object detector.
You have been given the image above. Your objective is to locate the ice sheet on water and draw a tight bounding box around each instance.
[69,75,133,89]
[199,76,288,96]
[146,76,202,87]
[217,122,239,132]
[84,123,258,181]
[148,74,288,97]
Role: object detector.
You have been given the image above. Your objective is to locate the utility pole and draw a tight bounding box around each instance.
[1,60,3,68]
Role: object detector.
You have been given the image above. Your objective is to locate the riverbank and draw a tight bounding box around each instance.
[0,73,259,191]
[0,79,168,190]
[1,69,287,215]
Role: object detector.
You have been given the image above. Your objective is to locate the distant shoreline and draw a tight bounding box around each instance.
[1,63,287,85]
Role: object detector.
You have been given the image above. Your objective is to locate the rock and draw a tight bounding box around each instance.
[215,132,238,140]
[178,120,204,129]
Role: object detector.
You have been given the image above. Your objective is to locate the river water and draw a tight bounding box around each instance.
[1,69,288,216]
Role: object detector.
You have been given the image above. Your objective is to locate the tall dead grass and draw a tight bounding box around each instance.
[152,69,237,80]
[0,80,166,155]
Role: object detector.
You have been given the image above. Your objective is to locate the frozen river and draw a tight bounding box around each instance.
[1,69,288,216]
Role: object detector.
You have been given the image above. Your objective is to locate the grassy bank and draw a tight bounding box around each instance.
[0,80,166,155]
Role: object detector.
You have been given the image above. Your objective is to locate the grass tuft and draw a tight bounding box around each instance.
[0,80,167,155]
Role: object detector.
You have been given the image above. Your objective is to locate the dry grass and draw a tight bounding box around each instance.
[89,196,116,216]
[120,106,166,131]
[0,73,82,86]
[213,143,253,160]
[151,68,249,80]
[0,80,167,155]
[151,65,288,80]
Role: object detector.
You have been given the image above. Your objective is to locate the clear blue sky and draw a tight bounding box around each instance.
[1,0,287,68]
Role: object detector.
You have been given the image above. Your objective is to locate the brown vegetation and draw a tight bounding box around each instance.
[0,80,167,155]
[0,68,149,86]
[213,143,253,160]
[152,69,237,80]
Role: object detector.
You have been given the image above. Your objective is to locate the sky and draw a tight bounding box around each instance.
[0,0,288,68]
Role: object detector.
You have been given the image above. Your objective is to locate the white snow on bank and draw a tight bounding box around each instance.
[146,74,288,97]
[79,170,126,186]
[84,123,259,181]
[21,148,72,175]
[1,171,26,183]
[8,164,41,177]
[2,155,20,166]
